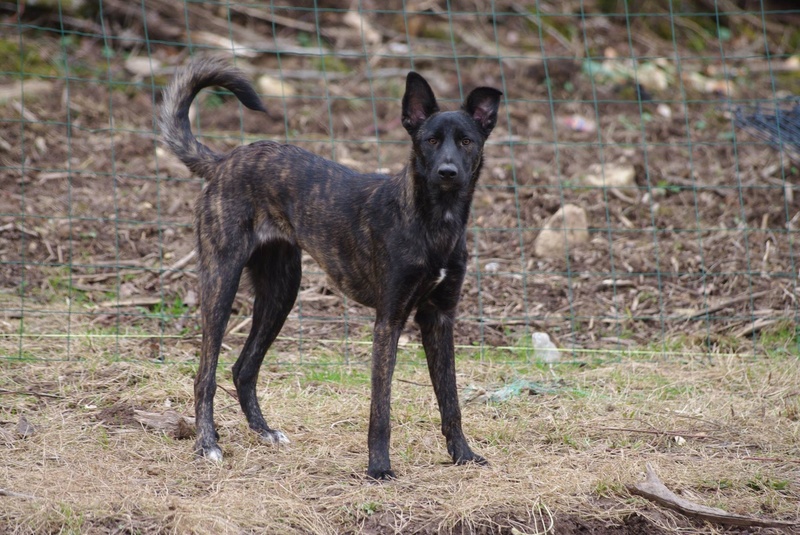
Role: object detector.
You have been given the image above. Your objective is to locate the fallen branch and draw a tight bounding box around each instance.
[679,289,772,320]
[733,317,787,338]
[160,249,196,280]
[628,464,797,529]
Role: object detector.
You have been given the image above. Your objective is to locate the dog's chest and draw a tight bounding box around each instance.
[431,267,447,289]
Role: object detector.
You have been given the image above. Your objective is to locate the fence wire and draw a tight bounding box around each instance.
[1,1,799,365]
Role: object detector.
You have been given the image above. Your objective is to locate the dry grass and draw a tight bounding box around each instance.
[1,332,798,534]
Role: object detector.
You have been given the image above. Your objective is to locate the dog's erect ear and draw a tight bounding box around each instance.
[402,72,439,135]
[463,87,503,136]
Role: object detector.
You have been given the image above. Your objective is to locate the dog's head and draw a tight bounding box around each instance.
[402,72,502,192]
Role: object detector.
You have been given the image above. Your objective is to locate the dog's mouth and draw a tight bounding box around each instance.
[433,177,464,192]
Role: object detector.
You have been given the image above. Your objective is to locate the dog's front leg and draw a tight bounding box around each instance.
[366,318,404,480]
[416,303,486,467]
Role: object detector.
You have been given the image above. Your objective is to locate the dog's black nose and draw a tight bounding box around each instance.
[438,163,458,180]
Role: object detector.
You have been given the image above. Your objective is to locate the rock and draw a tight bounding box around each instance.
[16,415,36,438]
[124,56,162,78]
[257,75,296,97]
[637,62,669,91]
[484,262,500,273]
[580,163,636,188]
[534,204,589,259]
[656,103,672,119]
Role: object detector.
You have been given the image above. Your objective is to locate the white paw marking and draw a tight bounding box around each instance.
[205,447,223,462]
[274,431,290,445]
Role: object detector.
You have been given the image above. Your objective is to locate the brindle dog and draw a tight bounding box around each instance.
[159,58,502,480]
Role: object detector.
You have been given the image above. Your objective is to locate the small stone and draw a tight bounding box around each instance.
[16,415,36,438]
[257,75,295,97]
[580,163,636,188]
[124,56,161,77]
[534,204,589,259]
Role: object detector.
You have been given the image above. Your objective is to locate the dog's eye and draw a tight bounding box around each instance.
[461,138,471,146]
[428,138,438,145]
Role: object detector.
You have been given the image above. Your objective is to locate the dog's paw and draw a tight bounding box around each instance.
[366,467,396,481]
[197,444,223,462]
[258,428,290,445]
[454,452,488,466]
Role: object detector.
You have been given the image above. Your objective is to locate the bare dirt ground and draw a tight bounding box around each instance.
[1,1,799,533]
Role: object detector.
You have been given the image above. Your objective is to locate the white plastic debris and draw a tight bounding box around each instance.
[532,332,560,364]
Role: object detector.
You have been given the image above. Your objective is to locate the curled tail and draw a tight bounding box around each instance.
[158,57,266,178]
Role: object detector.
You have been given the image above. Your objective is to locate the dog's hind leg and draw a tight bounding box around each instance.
[195,244,251,461]
[232,240,301,445]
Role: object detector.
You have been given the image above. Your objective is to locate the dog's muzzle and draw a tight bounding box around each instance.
[436,163,463,190]
[438,163,458,181]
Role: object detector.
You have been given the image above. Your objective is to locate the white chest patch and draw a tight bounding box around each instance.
[433,268,447,287]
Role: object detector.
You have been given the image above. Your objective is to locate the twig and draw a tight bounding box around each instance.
[218,385,239,401]
[741,456,800,465]
[162,249,196,280]
[661,176,733,198]
[396,378,428,387]
[733,317,786,338]
[97,297,163,308]
[0,388,62,399]
[628,463,797,529]
[510,3,582,58]
[226,4,333,39]
[0,488,39,500]
[227,316,252,336]
[10,100,39,123]
[680,289,771,320]
[598,426,708,439]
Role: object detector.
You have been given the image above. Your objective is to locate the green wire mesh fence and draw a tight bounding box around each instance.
[1,1,799,365]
